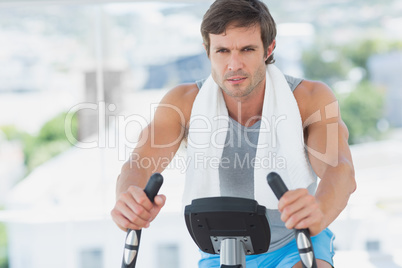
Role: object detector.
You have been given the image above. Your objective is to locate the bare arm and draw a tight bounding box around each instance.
[111,84,198,231]
[279,81,356,236]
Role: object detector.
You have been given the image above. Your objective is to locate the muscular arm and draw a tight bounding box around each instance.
[279,81,356,236]
[112,84,198,231]
[117,87,188,192]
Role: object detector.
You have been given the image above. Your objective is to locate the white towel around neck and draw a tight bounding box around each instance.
[183,64,316,209]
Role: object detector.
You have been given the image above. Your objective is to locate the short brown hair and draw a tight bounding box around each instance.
[201,0,277,65]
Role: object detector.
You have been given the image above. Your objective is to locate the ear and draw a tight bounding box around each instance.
[266,40,276,60]
[202,43,210,58]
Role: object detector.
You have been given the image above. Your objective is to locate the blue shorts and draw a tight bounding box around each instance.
[199,228,335,268]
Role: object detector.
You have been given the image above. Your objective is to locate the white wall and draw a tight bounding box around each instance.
[136,212,200,268]
[7,218,126,268]
[6,211,200,268]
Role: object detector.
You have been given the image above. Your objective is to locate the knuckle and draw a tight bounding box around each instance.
[120,192,130,201]
[121,220,130,229]
[137,196,148,206]
[127,185,138,192]
[136,206,145,215]
[290,215,299,223]
[116,200,126,208]
[128,214,138,223]
[297,220,307,229]
[302,194,314,205]
[282,207,290,217]
[110,209,117,217]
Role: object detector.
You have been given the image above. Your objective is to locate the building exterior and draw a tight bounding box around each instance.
[368,51,402,128]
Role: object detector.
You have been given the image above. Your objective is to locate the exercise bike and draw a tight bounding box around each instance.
[121,172,317,268]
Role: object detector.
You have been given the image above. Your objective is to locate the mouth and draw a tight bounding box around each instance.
[227,76,247,84]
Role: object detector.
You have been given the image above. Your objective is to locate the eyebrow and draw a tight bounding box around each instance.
[213,44,259,51]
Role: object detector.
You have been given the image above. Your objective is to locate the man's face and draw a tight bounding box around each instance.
[208,24,268,99]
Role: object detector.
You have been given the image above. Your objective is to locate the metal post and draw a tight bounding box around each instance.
[220,238,246,268]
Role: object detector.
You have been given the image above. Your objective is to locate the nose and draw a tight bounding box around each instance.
[228,52,243,71]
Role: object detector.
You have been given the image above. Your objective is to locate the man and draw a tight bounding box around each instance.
[111,0,356,267]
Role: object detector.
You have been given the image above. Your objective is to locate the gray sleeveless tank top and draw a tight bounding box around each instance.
[195,74,316,252]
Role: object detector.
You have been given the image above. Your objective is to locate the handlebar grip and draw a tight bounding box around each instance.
[122,173,164,268]
[266,172,317,268]
[295,229,317,268]
[267,171,289,199]
[144,173,164,202]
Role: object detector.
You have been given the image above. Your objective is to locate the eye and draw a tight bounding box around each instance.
[243,47,255,52]
[216,49,228,53]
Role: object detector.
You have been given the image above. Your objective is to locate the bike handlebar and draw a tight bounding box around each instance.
[121,173,164,268]
[267,172,317,268]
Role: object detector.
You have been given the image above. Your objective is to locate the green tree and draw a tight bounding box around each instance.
[0,111,78,174]
[302,45,352,86]
[302,38,402,84]
[342,39,402,79]
[338,82,385,144]
[301,38,401,144]
[0,221,8,268]
[0,125,20,140]
[26,112,78,173]
[37,112,77,143]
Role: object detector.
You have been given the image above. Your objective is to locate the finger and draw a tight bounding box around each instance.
[120,192,152,222]
[294,208,322,232]
[111,208,144,231]
[129,186,155,211]
[278,188,309,211]
[285,199,320,230]
[281,203,303,223]
[118,216,143,231]
[280,194,315,222]
[154,194,166,207]
[284,205,314,229]
[117,201,151,229]
[149,195,166,220]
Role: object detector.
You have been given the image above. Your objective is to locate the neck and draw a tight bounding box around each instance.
[222,81,265,127]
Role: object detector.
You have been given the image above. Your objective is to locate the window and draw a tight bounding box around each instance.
[79,248,103,268]
[365,240,380,251]
[157,243,180,268]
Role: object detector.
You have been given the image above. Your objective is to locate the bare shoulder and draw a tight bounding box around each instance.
[161,83,199,107]
[293,80,338,124]
[156,83,199,126]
